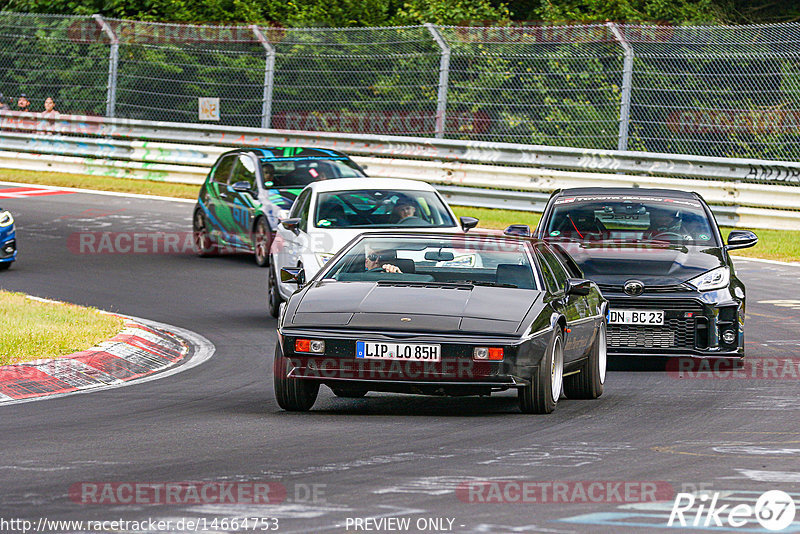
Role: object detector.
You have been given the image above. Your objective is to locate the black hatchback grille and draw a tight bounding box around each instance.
[607,299,703,350]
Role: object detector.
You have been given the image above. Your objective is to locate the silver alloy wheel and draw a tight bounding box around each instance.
[598,323,607,385]
[550,335,564,402]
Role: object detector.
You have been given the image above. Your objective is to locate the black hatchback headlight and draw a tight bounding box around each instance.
[686,267,729,292]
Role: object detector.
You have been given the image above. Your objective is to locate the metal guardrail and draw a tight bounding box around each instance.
[1,112,799,230]
[3,112,800,185]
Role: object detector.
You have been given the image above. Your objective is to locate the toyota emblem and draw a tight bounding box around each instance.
[624,280,645,296]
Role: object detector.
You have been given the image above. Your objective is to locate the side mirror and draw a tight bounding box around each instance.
[281,218,301,234]
[504,224,531,238]
[564,277,592,296]
[460,216,479,232]
[231,181,256,195]
[726,230,758,251]
[281,267,305,286]
[277,209,291,221]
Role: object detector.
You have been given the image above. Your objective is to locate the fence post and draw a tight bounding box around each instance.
[606,22,634,151]
[425,24,451,139]
[93,15,119,118]
[251,25,276,130]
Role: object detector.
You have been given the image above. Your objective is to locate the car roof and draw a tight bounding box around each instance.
[555,187,699,200]
[225,147,353,160]
[307,177,439,194]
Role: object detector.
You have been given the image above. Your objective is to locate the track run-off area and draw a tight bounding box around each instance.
[1,183,800,534]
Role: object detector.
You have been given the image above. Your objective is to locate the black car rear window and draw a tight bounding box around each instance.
[261,158,364,187]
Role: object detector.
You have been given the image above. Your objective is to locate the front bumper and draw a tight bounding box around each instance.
[277,329,548,394]
[603,289,744,358]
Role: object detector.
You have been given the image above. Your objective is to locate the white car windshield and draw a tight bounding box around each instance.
[314,190,456,229]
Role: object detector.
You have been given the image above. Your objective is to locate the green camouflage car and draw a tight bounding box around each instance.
[193,147,367,266]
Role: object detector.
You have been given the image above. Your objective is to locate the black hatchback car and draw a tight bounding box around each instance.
[535,188,757,361]
[193,147,366,266]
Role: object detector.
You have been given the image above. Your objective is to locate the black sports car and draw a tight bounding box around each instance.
[274,232,607,414]
[535,188,758,361]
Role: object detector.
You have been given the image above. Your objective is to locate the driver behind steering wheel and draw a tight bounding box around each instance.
[390,194,418,224]
[646,207,682,239]
[364,246,402,273]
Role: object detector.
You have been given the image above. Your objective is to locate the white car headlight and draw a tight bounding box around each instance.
[0,210,13,227]
[686,267,729,291]
[315,253,334,266]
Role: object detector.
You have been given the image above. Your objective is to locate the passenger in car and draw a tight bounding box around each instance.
[261,162,276,187]
[555,210,606,239]
[316,200,348,227]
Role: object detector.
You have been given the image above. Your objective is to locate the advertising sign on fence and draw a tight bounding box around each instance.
[198,98,220,121]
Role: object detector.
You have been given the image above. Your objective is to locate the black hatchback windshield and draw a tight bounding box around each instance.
[545,194,718,246]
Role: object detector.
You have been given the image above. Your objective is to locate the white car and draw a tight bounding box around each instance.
[266,178,479,316]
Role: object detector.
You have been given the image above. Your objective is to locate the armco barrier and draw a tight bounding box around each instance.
[1,112,799,230]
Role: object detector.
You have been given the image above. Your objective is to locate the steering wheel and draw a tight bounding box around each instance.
[651,231,684,241]
[398,216,424,225]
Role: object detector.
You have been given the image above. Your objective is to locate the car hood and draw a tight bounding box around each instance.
[289,281,541,336]
[556,242,725,288]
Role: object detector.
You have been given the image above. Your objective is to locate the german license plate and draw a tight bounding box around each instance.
[356,341,441,362]
[608,309,664,325]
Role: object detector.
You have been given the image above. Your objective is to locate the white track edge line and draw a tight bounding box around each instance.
[0,180,196,203]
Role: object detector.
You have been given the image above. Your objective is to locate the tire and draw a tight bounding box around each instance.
[267,262,283,319]
[564,321,606,400]
[273,346,319,412]
[193,210,217,257]
[253,218,271,268]
[0,262,11,271]
[331,387,368,398]
[519,328,564,414]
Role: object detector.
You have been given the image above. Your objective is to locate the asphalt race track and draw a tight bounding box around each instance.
[1,185,800,534]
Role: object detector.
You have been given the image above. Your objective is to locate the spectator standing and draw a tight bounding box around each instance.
[40,96,60,135]
[41,97,59,117]
[17,94,31,113]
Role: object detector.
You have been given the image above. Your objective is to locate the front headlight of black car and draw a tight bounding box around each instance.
[0,210,13,227]
[686,266,729,291]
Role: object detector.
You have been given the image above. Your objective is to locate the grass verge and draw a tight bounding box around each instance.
[1,169,797,262]
[0,291,124,366]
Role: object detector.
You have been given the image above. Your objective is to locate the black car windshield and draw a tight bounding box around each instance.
[261,158,364,187]
[314,190,456,228]
[545,195,719,245]
[321,235,538,289]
